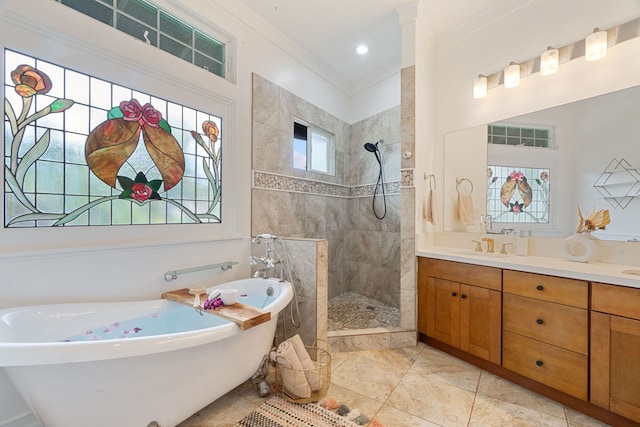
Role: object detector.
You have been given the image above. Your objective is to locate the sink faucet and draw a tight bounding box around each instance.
[481,237,495,253]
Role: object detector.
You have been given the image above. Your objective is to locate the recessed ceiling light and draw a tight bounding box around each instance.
[356,45,368,55]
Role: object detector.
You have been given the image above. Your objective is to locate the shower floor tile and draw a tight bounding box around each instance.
[328,292,400,331]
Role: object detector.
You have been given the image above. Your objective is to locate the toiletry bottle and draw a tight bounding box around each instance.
[516,231,529,256]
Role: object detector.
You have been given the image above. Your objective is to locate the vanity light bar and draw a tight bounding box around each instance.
[473,17,640,98]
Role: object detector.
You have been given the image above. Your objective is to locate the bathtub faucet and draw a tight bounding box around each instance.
[250,256,283,280]
[250,234,284,280]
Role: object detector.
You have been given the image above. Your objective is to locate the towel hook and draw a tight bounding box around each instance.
[456,177,474,194]
[424,173,436,191]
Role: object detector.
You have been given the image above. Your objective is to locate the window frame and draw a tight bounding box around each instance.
[487,142,559,233]
[55,0,234,83]
[293,118,335,176]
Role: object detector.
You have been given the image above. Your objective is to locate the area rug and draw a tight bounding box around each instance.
[235,394,359,427]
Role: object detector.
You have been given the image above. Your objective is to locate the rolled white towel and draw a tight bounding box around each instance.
[272,341,311,398]
[288,334,321,391]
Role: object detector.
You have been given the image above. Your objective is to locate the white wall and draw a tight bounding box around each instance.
[426,0,640,235]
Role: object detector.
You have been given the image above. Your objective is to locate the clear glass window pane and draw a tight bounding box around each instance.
[160,11,192,45]
[310,130,329,173]
[160,34,192,61]
[65,70,90,105]
[116,13,157,46]
[195,53,224,77]
[116,0,157,27]
[61,0,114,26]
[195,32,224,62]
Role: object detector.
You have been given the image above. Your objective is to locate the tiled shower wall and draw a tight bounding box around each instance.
[251,74,401,311]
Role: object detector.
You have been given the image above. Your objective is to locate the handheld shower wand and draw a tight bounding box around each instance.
[363,140,386,219]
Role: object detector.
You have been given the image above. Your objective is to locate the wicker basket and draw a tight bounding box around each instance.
[274,340,331,403]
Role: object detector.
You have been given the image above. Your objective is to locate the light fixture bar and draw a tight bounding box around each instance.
[585,27,607,61]
[473,74,487,98]
[503,62,520,88]
[540,46,559,76]
[472,16,640,97]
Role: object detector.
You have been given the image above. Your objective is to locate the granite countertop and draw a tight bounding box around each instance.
[417,246,640,290]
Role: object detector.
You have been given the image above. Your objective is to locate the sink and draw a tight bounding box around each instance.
[452,250,510,258]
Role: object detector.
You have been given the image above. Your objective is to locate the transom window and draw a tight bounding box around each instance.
[4,49,222,227]
[56,0,227,79]
[293,120,334,175]
[488,124,552,148]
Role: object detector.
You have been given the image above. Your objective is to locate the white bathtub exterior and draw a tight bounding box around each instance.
[0,278,292,427]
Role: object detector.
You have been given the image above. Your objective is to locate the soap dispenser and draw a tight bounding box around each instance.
[516,230,529,256]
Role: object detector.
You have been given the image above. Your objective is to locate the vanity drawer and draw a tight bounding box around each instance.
[503,331,588,400]
[592,282,640,320]
[503,294,588,354]
[424,258,501,291]
[503,270,588,308]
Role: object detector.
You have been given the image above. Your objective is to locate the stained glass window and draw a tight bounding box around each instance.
[4,49,222,227]
[487,165,550,224]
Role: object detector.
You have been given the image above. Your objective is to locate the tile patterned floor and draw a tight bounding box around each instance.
[178,342,611,427]
[328,292,400,331]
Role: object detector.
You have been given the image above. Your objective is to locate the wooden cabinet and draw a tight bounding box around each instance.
[591,283,640,423]
[502,270,589,400]
[418,257,640,426]
[418,258,501,364]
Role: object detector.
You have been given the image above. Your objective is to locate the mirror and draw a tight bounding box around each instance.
[444,85,640,241]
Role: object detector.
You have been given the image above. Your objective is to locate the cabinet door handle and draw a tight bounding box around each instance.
[535,360,543,367]
[461,294,467,299]
[536,285,544,291]
[451,292,457,297]
[536,319,543,325]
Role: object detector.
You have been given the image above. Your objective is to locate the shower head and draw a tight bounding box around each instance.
[364,139,383,152]
[364,142,378,152]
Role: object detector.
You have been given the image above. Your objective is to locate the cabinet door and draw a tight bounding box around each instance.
[460,284,501,365]
[591,312,640,423]
[425,277,460,348]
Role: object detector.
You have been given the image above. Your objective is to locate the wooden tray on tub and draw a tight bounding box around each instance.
[161,288,271,330]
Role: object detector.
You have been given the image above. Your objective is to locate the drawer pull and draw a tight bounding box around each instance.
[535,360,543,367]
[451,292,457,297]
[536,285,544,291]
[536,319,543,325]
[461,294,467,299]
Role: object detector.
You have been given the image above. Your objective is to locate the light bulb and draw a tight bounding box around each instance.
[473,75,487,99]
[504,62,520,88]
[585,28,607,61]
[540,46,559,76]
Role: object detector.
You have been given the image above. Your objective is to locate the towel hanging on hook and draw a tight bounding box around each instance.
[423,174,438,224]
[456,177,475,225]
[456,177,473,195]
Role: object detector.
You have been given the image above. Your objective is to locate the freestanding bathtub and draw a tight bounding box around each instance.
[0,277,292,427]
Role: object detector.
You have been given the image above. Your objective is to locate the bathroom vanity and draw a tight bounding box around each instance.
[417,249,640,426]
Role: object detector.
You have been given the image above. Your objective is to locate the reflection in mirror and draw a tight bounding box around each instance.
[444,85,640,241]
[487,165,550,224]
[443,125,487,233]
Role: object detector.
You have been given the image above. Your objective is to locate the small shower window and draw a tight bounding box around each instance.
[292,120,334,175]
